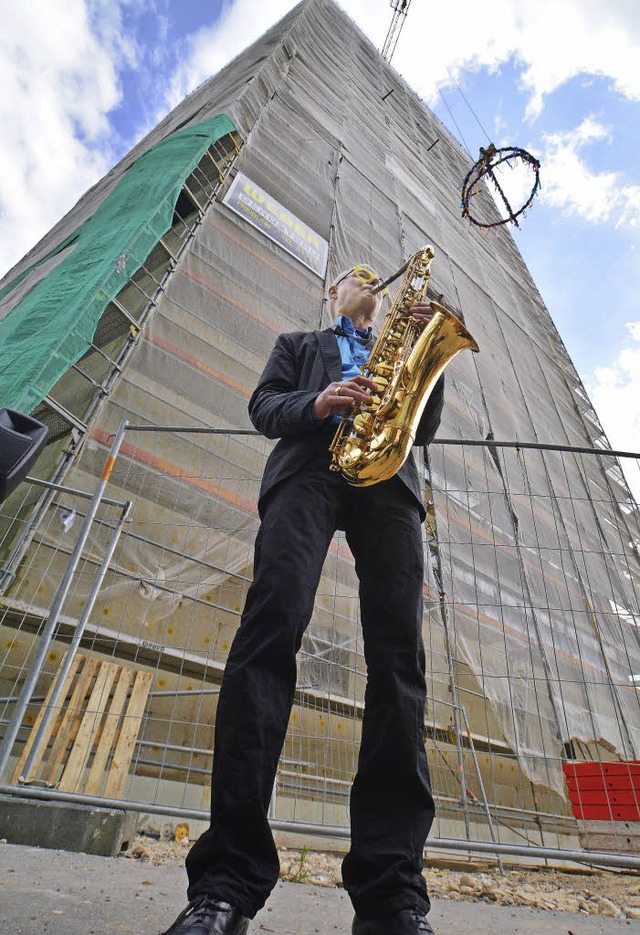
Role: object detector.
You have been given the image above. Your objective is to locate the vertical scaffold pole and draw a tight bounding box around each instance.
[459,705,503,872]
[423,455,472,843]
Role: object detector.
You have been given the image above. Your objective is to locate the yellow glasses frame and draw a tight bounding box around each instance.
[335,265,389,296]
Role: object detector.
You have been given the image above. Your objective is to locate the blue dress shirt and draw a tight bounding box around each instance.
[334,314,373,380]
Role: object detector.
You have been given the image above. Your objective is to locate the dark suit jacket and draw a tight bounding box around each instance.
[248,327,445,520]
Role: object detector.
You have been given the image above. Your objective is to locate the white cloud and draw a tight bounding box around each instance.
[587,321,640,499]
[371,0,640,119]
[514,1,640,119]
[537,117,640,227]
[161,0,295,119]
[0,0,134,279]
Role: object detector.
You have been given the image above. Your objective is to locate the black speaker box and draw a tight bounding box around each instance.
[0,409,49,503]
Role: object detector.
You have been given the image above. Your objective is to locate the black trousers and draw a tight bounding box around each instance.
[186,452,434,919]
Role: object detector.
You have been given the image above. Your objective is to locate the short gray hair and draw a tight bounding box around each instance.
[330,267,354,288]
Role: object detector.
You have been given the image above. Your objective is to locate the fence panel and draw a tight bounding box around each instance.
[1,427,639,866]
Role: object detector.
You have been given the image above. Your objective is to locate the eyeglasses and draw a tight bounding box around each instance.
[334,265,390,295]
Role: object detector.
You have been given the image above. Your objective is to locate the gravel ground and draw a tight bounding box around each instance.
[2,839,638,935]
[123,835,640,921]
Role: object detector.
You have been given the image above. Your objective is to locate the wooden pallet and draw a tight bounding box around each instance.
[577,819,640,853]
[12,653,152,798]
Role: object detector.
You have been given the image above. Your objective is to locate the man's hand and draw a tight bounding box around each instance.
[409,301,439,331]
[312,375,378,421]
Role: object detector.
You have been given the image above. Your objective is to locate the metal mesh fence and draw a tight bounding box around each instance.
[0,428,639,867]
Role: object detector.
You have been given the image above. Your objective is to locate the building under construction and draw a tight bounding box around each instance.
[0,0,639,864]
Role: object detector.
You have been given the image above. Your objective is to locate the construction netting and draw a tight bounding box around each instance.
[1,0,639,848]
[0,114,235,413]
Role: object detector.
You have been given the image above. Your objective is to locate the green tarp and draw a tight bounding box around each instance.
[0,114,235,413]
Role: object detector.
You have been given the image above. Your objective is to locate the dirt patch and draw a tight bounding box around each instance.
[121,835,640,920]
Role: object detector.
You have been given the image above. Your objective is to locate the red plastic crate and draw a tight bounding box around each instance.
[562,761,640,821]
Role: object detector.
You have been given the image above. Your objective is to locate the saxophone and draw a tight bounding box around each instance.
[329,245,479,486]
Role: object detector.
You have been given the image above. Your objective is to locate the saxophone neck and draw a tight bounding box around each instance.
[372,245,436,294]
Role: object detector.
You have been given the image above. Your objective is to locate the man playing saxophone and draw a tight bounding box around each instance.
[160,263,445,935]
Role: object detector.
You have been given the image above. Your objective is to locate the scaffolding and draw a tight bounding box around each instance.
[0,0,639,870]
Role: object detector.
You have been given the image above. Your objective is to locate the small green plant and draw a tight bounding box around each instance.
[280,845,312,883]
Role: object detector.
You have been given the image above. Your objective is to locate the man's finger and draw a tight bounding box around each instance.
[344,384,375,399]
[349,376,377,393]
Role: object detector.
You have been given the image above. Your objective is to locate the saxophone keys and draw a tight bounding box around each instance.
[341,442,363,468]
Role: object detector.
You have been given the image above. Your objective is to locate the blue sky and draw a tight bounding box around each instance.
[1,0,639,478]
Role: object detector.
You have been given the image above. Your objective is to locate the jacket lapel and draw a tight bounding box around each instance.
[316,328,342,383]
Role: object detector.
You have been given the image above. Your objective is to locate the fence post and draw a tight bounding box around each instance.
[0,419,129,781]
[16,500,132,784]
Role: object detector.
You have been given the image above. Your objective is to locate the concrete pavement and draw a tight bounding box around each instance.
[0,842,635,934]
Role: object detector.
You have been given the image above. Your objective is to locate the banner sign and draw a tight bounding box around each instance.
[223,172,328,277]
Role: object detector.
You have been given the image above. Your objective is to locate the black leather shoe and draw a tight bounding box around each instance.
[160,896,249,934]
[352,909,435,935]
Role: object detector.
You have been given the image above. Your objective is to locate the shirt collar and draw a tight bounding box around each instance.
[334,314,372,340]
